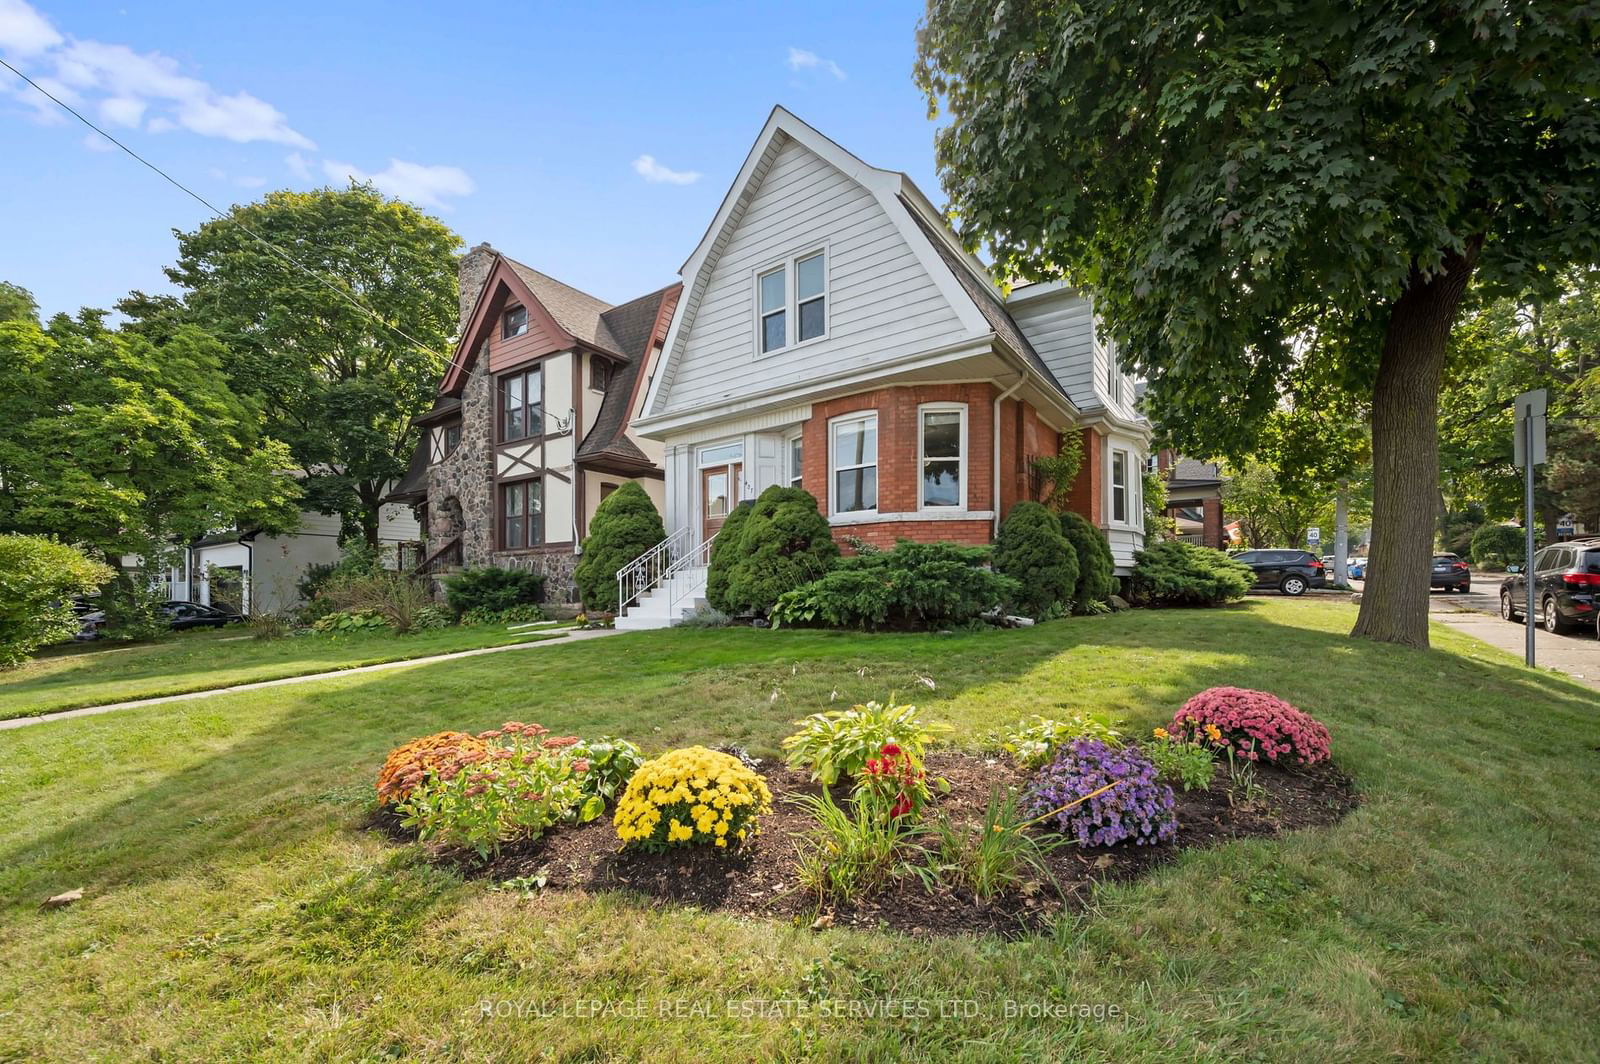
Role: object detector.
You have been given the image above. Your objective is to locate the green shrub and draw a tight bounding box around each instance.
[459,603,546,626]
[993,501,1079,617]
[1059,510,1117,611]
[570,736,646,805]
[999,713,1124,770]
[781,700,951,786]
[1125,541,1253,607]
[909,786,1068,901]
[770,540,1018,631]
[298,541,382,609]
[322,570,435,633]
[574,482,667,613]
[311,608,393,633]
[704,500,754,614]
[717,485,838,615]
[99,569,173,643]
[411,604,454,630]
[444,565,547,615]
[0,535,113,668]
[1470,523,1525,569]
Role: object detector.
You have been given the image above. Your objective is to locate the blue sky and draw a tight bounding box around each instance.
[0,0,944,319]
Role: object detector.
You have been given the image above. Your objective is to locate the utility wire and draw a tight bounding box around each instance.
[0,56,449,363]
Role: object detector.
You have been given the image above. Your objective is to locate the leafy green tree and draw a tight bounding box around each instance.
[0,312,300,556]
[1469,523,1525,569]
[719,486,839,615]
[0,535,113,668]
[575,482,667,613]
[167,183,460,546]
[918,2,1600,647]
[1058,510,1115,612]
[0,282,37,324]
[1221,460,1331,549]
[994,501,1078,618]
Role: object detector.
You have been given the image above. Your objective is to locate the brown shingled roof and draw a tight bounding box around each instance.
[503,258,624,355]
[577,283,680,470]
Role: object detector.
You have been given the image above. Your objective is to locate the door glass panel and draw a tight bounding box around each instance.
[706,472,729,518]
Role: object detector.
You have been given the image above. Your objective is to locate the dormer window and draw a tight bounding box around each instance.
[591,356,611,393]
[757,249,827,355]
[503,305,528,339]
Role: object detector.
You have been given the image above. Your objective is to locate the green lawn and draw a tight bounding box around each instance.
[3,599,1598,1061]
[0,624,568,719]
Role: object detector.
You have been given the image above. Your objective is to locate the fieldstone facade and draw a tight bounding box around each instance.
[422,355,582,602]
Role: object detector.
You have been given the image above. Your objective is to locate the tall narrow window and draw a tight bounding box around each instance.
[1112,450,1129,524]
[500,366,542,442]
[919,405,965,509]
[503,305,528,339]
[591,356,610,392]
[788,434,804,487]
[760,267,786,353]
[501,479,542,549]
[832,414,877,514]
[797,252,825,342]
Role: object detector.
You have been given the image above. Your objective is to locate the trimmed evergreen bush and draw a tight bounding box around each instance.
[1059,510,1117,611]
[1469,523,1525,570]
[444,565,547,615]
[574,482,667,613]
[0,535,113,668]
[770,540,1019,630]
[1124,542,1253,607]
[704,499,754,614]
[718,485,839,615]
[993,501,1079,618]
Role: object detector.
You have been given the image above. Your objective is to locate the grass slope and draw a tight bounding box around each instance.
[0,625,566,719]
[1,599,1597,1061]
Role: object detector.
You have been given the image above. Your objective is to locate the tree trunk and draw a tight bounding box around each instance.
[354,482,382,550]
[1352,244,1481,648]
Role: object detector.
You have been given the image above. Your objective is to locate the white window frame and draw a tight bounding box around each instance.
[917,402,968,512]
[786,431,804,488]
[753,245,829,357]
[829,411,878,517]
[1111,448,1130,526]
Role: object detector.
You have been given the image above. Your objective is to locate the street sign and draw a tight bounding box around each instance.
[1514,388,1547,468]
[1307,527,1321,546]
[1558,514,1576,536]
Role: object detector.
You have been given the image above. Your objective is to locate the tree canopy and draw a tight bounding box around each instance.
[164,183,460,546]
[0,306,301,556]
[918,2,1600,646]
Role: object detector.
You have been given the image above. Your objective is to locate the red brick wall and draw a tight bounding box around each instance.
[798,383,1085,554]
[1202,497,1224,548]
[1061,427,1103,526]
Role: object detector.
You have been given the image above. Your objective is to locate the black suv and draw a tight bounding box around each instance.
[1500,541,1600,635]
[1230,549,1327,596]
[1430,553,1472,593]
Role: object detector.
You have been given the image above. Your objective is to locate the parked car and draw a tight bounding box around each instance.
[1430,553,1472,593]
[162,600,243,631]
[1347,558,1366,580]
[1499,541,1600,634]
[1229,549,1327,596]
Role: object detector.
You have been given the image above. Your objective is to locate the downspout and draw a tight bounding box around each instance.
[993,370,1027,538]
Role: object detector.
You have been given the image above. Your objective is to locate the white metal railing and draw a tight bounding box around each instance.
[665,532,719,615]
[617,525,692,612]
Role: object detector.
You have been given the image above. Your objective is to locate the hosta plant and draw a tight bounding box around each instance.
[1026,739,1177,848]
[570,736,645,804]
[782,701,951,786]
[1000,713,1124,770]
[1170,687,1332,767]
[376,730,487,806]
[613,747,772,852]
[395,722,601,858]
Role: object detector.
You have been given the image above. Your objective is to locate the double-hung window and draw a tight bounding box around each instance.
[757,249,826,354]
[500,366,542,442]
[919,404,966,509]
[788,434,804,488]
[831,413,877,514]
[503,305,528,339]
[1111,450,1129,524]
[501,479,542,549]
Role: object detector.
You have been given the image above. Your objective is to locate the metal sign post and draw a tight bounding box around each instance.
[1513,389,1547,668]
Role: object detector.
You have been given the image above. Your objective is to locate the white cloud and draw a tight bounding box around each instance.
[787,47,846,80]
[81,130,112,152]
[2,1,313,148]
[0,0,61,56]
[233,174,265,189]
[284,151,311,180]
[321,157,476,210]
[631,153,701,186]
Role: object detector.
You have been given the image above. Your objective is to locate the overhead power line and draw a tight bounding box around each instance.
[0,56,449,363]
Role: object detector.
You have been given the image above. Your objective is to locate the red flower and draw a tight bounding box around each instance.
[890,793,913,818]
[572,759,590,773]
[880,742,902,758]
[541,736,579,749]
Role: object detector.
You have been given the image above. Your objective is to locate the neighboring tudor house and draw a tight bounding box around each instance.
[1156,452,1228,548]
[164,502,422,615]
[387,244,680,601]
[622,107,1150,628]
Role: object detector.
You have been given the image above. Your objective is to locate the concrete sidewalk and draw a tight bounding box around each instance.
[0,627,622,731]
[1430,605,1597,691]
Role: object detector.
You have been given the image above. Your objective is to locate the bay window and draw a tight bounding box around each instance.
[1111,449,1129,524]
[831,413,877,514]
[918,404,966,509]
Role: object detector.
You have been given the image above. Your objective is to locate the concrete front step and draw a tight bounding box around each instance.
[616,568,709,630]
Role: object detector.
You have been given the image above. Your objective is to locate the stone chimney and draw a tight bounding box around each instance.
[457,242,496,335]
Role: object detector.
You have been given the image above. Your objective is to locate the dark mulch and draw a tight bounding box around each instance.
[366,752,1358,938]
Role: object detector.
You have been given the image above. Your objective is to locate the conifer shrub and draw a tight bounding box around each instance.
[574,482,667,613]
[1058,510,1117,611]
[993,501,1079,617]
[716,485,838,615]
